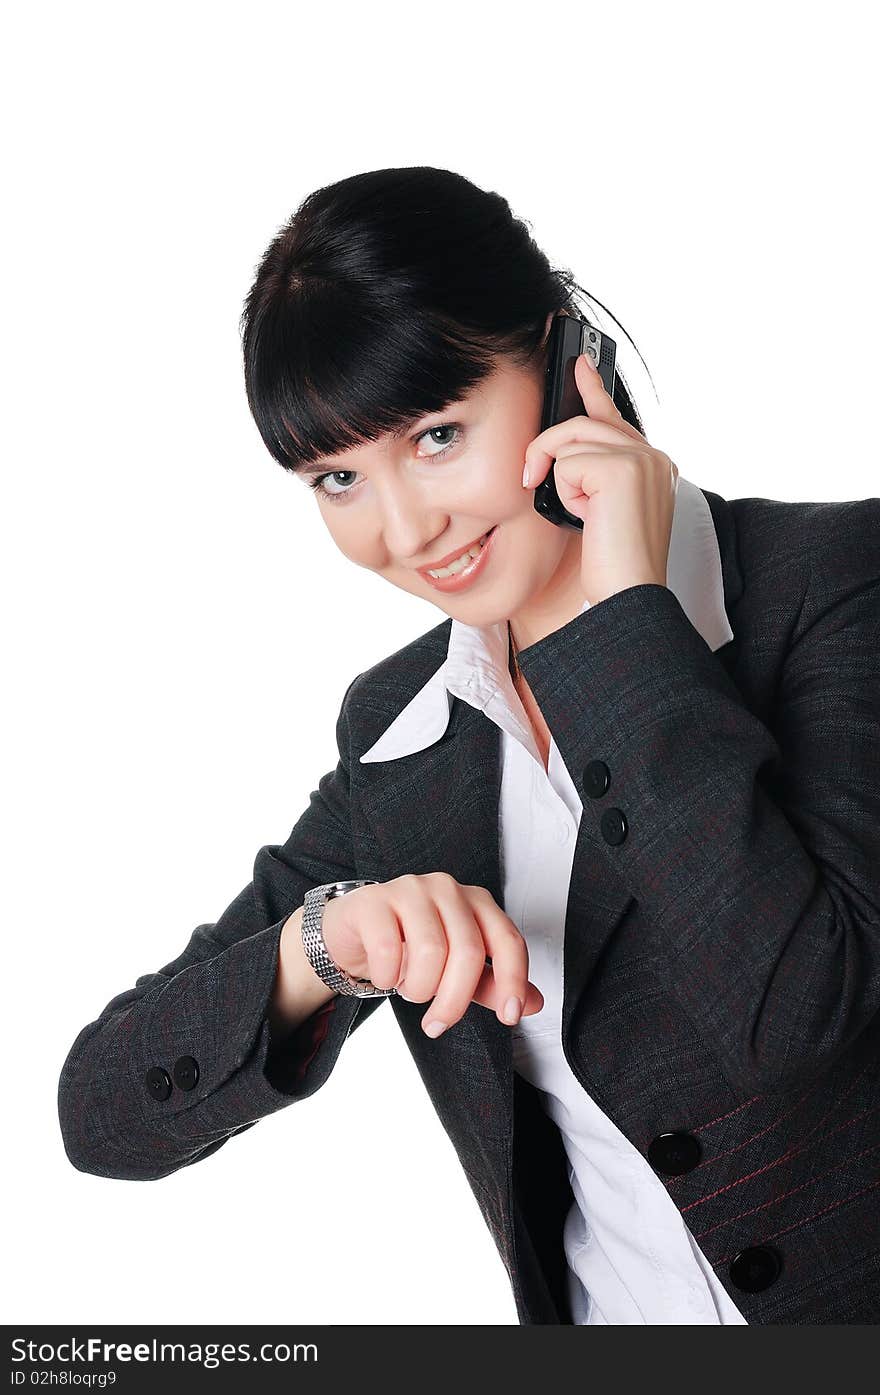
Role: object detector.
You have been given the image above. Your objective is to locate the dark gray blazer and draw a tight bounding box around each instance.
[58,485,880,1325]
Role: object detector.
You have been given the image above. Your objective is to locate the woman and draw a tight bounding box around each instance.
[58,166,880,1325]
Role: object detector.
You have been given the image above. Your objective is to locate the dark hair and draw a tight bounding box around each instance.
[240,166,649,474]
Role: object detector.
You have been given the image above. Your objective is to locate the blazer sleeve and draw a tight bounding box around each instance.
[516,500,880,1097]
[57,673,385,1182]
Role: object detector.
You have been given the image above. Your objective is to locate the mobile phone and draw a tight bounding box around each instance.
[532,313,617,531]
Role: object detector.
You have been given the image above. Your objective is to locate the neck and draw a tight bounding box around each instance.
[507,530,586,661]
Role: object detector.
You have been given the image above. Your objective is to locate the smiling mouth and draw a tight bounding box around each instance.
[419,529,495,578]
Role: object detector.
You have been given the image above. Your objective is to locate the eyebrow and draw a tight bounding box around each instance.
[291,405,463,476]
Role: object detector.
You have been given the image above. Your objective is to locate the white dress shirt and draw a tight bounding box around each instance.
[360,477,748,1324]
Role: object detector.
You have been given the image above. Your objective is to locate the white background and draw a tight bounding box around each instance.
[4,0,878,1327]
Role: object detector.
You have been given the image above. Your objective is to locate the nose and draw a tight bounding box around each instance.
[373,475,447,566]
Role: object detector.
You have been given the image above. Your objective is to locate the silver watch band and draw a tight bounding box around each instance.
[300,880,397,998]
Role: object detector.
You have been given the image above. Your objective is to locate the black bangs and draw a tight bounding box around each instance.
[240,166,650,474]
[244,290,511,475]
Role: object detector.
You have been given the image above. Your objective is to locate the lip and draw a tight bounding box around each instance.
[417,525,499,593]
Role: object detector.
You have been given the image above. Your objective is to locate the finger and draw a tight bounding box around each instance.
[420,888,494,1034]
[468,892,535,1025]
[470,963,545,1018]
[358,901,405,991]
[574,351,633,428]
[526,418,638,481]
[387,886,449,1002]
[524,443,634,509]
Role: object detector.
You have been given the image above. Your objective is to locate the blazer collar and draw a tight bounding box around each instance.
[360,476,739,764]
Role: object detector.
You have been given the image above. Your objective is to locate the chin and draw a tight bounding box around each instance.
[454,589,530,628]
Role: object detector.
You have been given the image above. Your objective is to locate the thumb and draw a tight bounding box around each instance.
[574,352,643,437]
[574,350,606,415]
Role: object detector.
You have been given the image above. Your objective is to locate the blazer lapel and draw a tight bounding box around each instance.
[359,688,503,897]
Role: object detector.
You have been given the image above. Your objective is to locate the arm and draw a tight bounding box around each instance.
[517,502,880,1096]
[57,674,385,1181]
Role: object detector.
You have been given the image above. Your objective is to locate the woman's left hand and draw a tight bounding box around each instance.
[522,352,679,607]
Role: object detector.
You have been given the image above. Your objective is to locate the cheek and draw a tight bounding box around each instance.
[322,514,371,564]
[332,516,400,574]
[468,450,528,510]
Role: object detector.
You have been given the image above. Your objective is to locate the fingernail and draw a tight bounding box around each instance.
[501,996,522,1026]
[423,1019,448,1038]
[522,462,531,488]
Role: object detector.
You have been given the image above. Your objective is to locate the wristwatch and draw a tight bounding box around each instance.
[300,879,397,998]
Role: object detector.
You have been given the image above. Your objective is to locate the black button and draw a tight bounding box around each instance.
[729,1245,782,1293]
[583,760,611,798]
[173,1055,200,1091]
[145,1066,173,1102]
[600,808,628,845]
[647,1130,702,1175]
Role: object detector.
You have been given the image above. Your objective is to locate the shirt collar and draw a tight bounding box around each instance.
[360,476,734,763]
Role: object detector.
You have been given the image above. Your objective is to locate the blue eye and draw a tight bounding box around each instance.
[306,423,464,503]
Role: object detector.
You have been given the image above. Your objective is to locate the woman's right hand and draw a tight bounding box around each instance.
[320,873,544,1037]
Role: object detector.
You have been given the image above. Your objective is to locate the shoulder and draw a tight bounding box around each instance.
[727,494,880,655]
[730,494,880,587]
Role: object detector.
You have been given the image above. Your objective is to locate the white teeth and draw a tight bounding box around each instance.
[427,533,490,578]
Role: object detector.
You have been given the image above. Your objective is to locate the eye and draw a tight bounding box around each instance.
[306,468,359,501]
[417,423,462,456]
[306,423,464,503]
